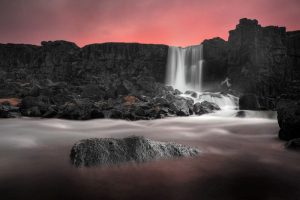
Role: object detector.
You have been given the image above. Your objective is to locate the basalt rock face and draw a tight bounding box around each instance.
[70,136,200,167]
[202,37,229,91]
[0,41,175,119]
[0,41,168,98]
[277,98,300,141]
[227,18,290,109]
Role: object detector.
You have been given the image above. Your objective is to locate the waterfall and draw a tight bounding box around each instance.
[165,44,239,110]
[166,45,204,92]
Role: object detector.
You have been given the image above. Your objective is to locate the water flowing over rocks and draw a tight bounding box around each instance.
[70,136,200,167]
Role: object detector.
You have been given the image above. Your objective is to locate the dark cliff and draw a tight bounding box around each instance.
[1,41,199,120]
[0,41,168,98]
[226,18,300,108]
[202,37,229,91]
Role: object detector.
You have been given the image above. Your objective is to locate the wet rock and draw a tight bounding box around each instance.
[153,97,169,106]
[22,106,41,117]
[0,105,20,118]
[185,90,198,98]
[193,101,221,115]
[57,100,102,120]
[70,136,200,167]
[169,97,191,116]
[174,89,182,95]
[236,111,246,118]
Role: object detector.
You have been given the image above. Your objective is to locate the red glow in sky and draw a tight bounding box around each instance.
[0,0,300,47]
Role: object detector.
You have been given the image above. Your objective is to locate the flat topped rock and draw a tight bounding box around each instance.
[70,136,200,167]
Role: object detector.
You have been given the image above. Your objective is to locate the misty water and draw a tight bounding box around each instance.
[1,112,300,200]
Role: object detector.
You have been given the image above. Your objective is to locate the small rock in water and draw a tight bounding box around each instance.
[236,111,246,118]
[70,136,200,167]
[285,138,300,150]
[193,101,220,115]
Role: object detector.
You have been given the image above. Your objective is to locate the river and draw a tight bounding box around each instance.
[0,113,299,200]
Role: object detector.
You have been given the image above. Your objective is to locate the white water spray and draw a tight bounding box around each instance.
[165,44,239,110]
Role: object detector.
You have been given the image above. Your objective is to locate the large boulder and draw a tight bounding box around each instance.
[277,98,300,140]
[70,136,200,167]
[193,101,221,115]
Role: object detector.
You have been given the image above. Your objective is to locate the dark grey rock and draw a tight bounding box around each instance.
[174,89,182,95]
[193,101,220,115]
[236,111,246,118]
[70,136,200,167]
[185,90,198,98]
[0,105,20,118]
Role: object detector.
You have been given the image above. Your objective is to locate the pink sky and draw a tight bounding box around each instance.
[0,0,299,47]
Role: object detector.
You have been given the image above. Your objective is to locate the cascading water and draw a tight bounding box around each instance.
[165,45,239,110]
[166,45,204,92]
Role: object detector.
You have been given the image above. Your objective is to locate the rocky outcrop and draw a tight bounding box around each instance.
[277,98,300,140]
[0,41,177,120]
[0,41,168,98]
[202,37,229,91]
[227,18,290,109]
[70,136,200,167]
[193,101,220,115]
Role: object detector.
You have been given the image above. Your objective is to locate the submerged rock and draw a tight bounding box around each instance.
[236,110,246,118]
[70,136,200,167]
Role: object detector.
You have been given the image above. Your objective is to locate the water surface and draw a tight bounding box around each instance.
[0,115,299,200]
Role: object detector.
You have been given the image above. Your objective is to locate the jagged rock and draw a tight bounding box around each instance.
[227,18,295,110]
[277,98,300,140]
[239,94,261,110]
[57,100,105,120]
[174,89,182,95]
[70,136,200,167]
[169,96,193,116]
[193,101,221,115]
